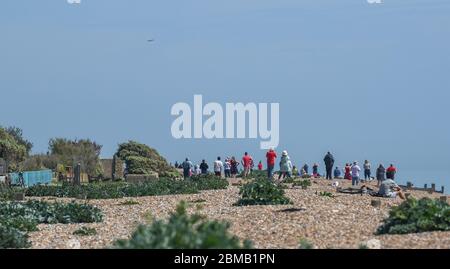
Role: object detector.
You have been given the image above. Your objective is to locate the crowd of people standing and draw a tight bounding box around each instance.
[175,149,402,199]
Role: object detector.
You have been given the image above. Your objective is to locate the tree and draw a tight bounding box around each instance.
[0,127,27,172]
[48,138,102,177]
[4,126,33,156]
[116,141,177,176]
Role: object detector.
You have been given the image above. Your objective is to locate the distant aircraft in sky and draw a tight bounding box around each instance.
[67,0,81,4]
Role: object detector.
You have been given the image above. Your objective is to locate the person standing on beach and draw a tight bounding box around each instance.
[386,164,397,180]
[224,158,231,178]
[258,161,263,171]
[266,148,277,179]
[200,160,209,175]
[363,160,372,181]
[351,161,361,186]
[376,164,386,187]
[344,163,352,180]
[323,152,335,180]
[213,157,224,177]
[182,158,193,180]
[242,152,253,178]
[278,150,293,180]
[303,164,309,175]
[230,157,239,178]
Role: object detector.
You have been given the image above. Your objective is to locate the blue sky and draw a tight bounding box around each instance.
[1,1,449,183]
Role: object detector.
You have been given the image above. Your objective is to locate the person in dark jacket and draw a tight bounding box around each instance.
[323,152,335,180]
[376,164,386,187]
[199,160,209,174]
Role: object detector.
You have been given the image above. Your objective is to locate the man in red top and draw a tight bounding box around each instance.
[386,164,397,180]
[266,148,277,179]
[258,161,263,171]
[242,152,253,177]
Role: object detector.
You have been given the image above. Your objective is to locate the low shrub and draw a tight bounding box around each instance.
[73,227,97,236]
[113,202,252,249]
[0,186,24,201]
[318,191,334,198]
[377,197,450,235]
[299,238,314,249]
[26,180,199,199]
[0,225,30,249]
[235,179,292,206]
[0,200,103,248]
[190,174,229,190]
[26,176,227,200]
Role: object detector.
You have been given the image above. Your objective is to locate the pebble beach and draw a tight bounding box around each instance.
[28,178,450,249]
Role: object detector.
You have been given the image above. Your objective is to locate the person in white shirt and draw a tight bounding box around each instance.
[351,161,361,186]
[213,157,224,177]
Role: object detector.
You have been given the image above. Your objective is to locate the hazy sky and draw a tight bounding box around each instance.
[1,0,449,176]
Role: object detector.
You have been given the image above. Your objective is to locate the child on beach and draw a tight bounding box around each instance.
[258,161,263,171]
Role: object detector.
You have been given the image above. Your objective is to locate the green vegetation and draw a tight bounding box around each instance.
[73,227,97,236]
[0,127,28,172]
[0,186,24,201]
[113,202,252,249]
[0,200,102,248]
[189,174,229,190]
[299,238,314,249]
[116,141,179,178]
[26,177,228,200]
[377,197,450,235]
[118,200,140,206]
[318,191,334,198]
[235,179,292,206]
[0,225,30,249]
[294,179,312,189]
[48,138,103,178]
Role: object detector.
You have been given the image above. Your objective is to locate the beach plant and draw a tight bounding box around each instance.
[0,224,30,249]
[189,174,229,190]
[0,200,103,248]
[293,179,312,189]
[113,201,253,249]
[118,200,140,206]
[25,177,226,200]
[73,227,97,236]
[377,197,450,235]
[298,238,314,249]
[235,179,292,206]
[0,186,25,201]
[318,191,334,198]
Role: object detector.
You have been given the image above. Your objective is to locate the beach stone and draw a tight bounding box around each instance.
[366,239,382,249]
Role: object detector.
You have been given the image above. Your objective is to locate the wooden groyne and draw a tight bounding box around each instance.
[399,181,445,195]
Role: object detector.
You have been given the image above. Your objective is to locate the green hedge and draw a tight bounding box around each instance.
[377,198,450,235]
[113,201,252,249]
